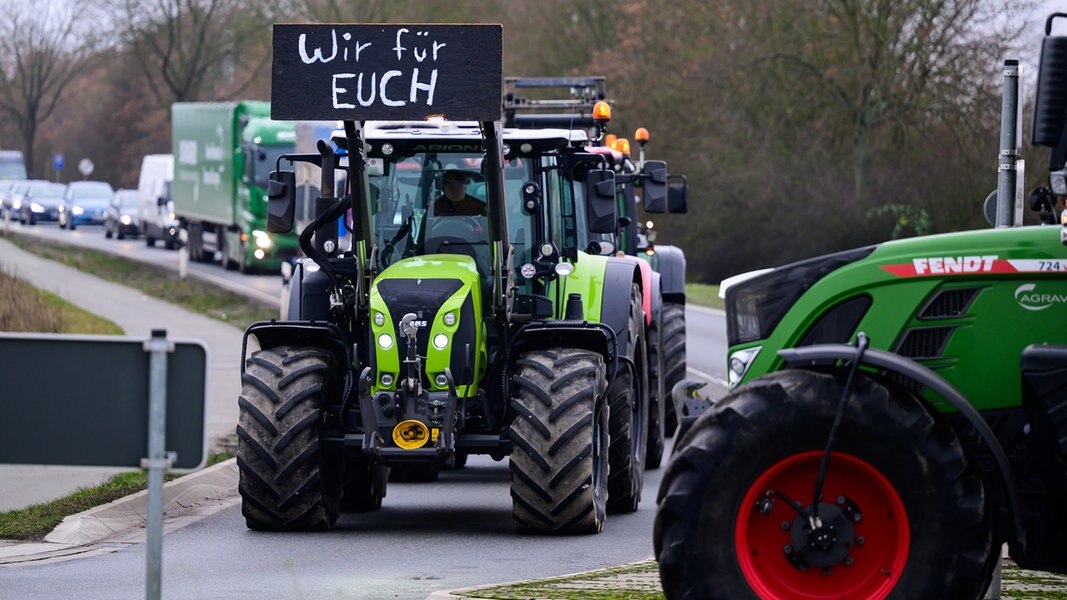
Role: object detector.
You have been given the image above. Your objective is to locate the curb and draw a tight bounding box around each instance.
[424,559,660,600]
[46,458,238,545]
[0,458,238,566]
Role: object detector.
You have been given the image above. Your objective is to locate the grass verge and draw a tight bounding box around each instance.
[0,452,234,541]
[3,232,276,329]
[467,556,1067,600]
[0,270,122,334]
[685,282,723,310]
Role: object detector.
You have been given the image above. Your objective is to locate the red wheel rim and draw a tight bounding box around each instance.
[734,450,909,600]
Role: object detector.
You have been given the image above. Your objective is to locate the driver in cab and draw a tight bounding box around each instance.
[433,169,485,217]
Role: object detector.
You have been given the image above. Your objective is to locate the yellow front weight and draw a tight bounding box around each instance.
[392,419,431,449]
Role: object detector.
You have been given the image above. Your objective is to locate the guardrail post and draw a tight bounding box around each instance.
[142,329,174,600]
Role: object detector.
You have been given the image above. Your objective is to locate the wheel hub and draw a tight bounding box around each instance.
[787,501,855,568]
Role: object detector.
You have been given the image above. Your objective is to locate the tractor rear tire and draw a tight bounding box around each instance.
[508,348,608,534]
[607,284,649,514]
[662,302,686,437]
[645,309,666,469]
[237,346,342,531]
[654,369,991,600]
[340,454,388,511]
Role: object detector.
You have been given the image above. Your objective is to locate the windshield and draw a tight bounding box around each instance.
[30,183,66,199]
[249,144,294,188]
[70,182,113,201]
[114,192,141,208]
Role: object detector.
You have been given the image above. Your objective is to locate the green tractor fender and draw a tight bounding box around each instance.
[778,343,1026,551]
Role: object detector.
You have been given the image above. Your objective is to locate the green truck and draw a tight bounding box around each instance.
[171,101,299,272]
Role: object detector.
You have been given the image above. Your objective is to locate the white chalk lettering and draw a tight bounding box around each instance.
[410,68,437,105]
[380,70,404,107]
[357,72,377,106]
[393,28,409,60]
[332,73,356,108]
[299,30,337,64]
[433,41,447,60]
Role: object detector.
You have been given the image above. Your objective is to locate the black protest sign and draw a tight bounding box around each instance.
[271,24,502,122]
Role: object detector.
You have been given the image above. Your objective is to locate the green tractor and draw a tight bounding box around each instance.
[654,15,1067,600]
[237,24,652,534]
[504,77,688,468]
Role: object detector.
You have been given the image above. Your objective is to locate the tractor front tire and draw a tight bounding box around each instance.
[508,348,608,534]
[661,302,686,437]
[645,309,666,469]
[237,346,342,531]
[654,369,991,600]
[606,284,649,514]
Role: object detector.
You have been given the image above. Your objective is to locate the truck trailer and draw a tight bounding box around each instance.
[171,101,298,272]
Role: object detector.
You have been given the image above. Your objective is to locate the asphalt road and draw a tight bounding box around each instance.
[0,220,730,598]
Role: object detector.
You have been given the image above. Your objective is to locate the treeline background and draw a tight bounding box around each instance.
[0,0,1050,281]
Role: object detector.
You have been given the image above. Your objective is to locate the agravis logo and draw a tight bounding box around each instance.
[1015,283,1067,311]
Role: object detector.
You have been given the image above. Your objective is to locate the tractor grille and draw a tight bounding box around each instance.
[919,288,980,320]
[895,326,954,360]
[377,278,464,360]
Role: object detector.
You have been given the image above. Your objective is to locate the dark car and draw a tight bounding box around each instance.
[59,181,113,229]
[18,182,67,225]
[104,190,142,239]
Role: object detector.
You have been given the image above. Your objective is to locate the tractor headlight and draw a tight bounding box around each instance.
[1051,170,1067,195]
[378,334,393,349]
[727,346,761,389]
[252,230,272,249]
[433,334,448,350]
[443,311,456,326]
[374,311,385,326]
[120,215,132,225]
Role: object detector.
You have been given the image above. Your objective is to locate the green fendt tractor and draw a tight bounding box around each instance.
[654,14,1067,600]
[237,24,651,534]
[504,76,687,468]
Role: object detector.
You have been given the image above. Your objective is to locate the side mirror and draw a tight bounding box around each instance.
[641,160,668,213]
[267,170,296,233]
[584,169,617,234]
[1033,23,1067,148]
[668,175,688,214]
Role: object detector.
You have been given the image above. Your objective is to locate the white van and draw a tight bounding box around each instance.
[137,154,178,249]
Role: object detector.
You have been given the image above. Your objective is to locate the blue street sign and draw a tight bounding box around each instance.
[53,153,64,171]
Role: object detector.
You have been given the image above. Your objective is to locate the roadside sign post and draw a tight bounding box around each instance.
[142,329,173,600]
[0,331,206,600]
[53,154,64,182]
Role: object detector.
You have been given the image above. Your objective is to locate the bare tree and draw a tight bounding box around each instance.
[98,0,278,107]
[0,2,92,177]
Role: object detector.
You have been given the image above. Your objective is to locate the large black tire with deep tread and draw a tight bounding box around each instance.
[654,369,992,600]
[661,302,686,437]
[340,454,388,512]
[606,284,649,514]
[645,309,666,469]
[237,345,342,531]
[508,348,609,534]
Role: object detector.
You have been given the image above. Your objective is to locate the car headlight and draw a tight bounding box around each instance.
[727,346,761,389]
[252,230,272,249]
[72,205,84,215]
[30,202,44,212]
[120,215,132,225]
[725,246,876,346]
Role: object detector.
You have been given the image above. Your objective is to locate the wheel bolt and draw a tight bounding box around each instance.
[844,556,854,566]
[836,495,846,505]
[780,521,790,531]
[783,545,792,555]
[856,536,865,546]
[853,512,862,523]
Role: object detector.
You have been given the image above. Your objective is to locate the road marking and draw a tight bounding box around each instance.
[687,366,729,389]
